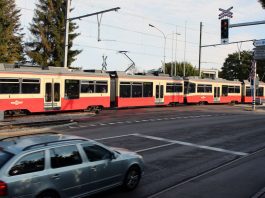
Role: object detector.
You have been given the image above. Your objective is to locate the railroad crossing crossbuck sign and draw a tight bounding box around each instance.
[219,7,233,19]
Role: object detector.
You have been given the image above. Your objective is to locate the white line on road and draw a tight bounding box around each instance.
[94,133,137,141]
[136,143,177,153]
[133,133,248,156]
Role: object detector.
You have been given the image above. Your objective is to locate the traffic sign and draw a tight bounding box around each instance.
[254,39,265,47]
[219,7,233,19]
[254,47,265,60]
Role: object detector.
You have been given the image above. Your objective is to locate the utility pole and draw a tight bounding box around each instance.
[198,22,202,77]
[63,0,70,68]
[183,22,187,77]
[63,0,120,68]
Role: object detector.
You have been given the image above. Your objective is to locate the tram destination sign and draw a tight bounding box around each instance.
[254,46,265,60]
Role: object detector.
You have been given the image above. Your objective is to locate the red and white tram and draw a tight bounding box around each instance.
[0,63,263,115]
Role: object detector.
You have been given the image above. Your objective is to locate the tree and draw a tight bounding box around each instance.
[259,0,265,8]
[257,60,265,81]
[0,0,24,63]
[26,0,81,67]
[220,51,253,81]
[165,62,199,77]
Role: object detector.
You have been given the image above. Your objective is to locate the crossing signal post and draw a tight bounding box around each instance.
[221,19,229,44]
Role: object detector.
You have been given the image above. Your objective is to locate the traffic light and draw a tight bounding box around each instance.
[221,19,229,43]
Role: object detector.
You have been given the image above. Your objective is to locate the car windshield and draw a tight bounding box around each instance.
[0,150,13,169]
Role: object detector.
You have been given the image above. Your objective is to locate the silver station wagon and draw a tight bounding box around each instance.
[0,132,144,198]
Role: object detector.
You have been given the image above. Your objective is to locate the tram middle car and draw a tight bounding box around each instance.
[109,71,184,108]
[184,77,242,104]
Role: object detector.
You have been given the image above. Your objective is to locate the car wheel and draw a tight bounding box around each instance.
[123,166,141,191]
[37,191,60,198]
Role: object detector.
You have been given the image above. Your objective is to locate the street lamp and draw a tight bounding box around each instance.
[149,24,166,74]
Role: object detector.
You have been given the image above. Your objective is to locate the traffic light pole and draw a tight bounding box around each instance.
[252,60,257,111]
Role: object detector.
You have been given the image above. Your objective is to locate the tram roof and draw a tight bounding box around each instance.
[184,76,242,84]
[0,63,109,77]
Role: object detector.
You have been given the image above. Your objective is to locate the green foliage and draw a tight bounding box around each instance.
[259,0,265,8]
[26,0,81,67]
[0,0,24,63]
[165,62,199,77]
[257,60,265,81]
[220,51,253,81]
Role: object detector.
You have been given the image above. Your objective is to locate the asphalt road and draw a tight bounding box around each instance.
[52,105,265,198]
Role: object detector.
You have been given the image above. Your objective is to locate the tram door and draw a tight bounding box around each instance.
[214,86,220,102]
[44,79,61,111]
[155,83,164,104]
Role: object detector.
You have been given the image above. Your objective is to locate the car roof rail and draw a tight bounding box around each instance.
[22,138,88,151]
[0,132,59,142]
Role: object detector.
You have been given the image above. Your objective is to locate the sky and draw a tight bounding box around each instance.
[16,0,265,72]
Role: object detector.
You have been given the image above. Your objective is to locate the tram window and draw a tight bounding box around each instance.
[0,78,19,94]
[205,85,212,93]
[65,79,80,99]
[22,79,40,94]
[222,85,228,96]
[246,86,252,96]
[143,82,153,97]
[132,83,143,98]
[175,83,183,93]
[235,86,240,93]
[197,84,205,93]
[81,81,94,93]
[166,83,183,93]
[257,87,264,97]
[228,86,240,93]
[120,82,131,98]
[188,83,195,93]
[95,81,108,93]
[45,83,52,102]
[54,83,60,102]
[166,83,174,93]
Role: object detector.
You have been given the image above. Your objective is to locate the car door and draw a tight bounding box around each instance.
[5,151,47,197]
[47,145,88,198]
[81,143,125,193]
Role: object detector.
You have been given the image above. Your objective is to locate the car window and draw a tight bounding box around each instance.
[50,145,82,168]
[82,144,112,162]
[9,151,44,176]
[0,151,13,169]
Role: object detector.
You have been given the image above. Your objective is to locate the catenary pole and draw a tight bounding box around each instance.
[198,22,202,77]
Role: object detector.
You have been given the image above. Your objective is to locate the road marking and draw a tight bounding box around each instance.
[133,133,248,156]
[136,143,176,153]
[94,133,136,141]
[116,121,124,124]
[70,114,230,128]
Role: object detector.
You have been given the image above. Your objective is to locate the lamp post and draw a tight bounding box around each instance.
[149,24,166,74]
